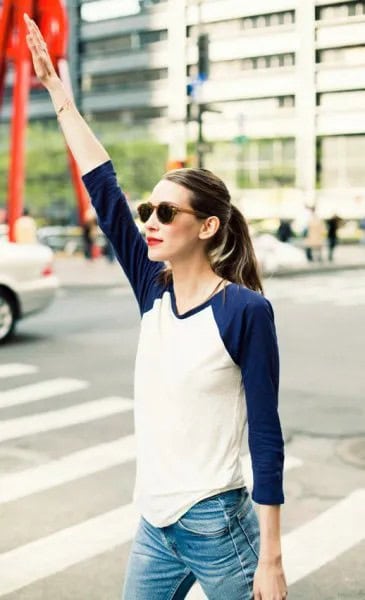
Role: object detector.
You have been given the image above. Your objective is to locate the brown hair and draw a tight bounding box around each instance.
[155,167,264,294]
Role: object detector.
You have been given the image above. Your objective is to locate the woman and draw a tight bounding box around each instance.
[24,13,288,600]
[303,207,326,263]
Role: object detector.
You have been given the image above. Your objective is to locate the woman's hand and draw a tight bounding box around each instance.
[24,13,60,90]
[253,558,288,599]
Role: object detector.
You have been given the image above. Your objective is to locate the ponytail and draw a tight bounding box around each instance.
[206,204,264,294]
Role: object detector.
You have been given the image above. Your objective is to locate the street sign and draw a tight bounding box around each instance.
[197,142,213,154]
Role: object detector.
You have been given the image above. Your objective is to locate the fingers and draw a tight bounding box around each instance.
[23,12,49,54]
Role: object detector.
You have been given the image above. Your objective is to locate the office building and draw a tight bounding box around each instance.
[1,0,365,217]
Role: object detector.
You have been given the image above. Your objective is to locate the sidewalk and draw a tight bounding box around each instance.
[54,244,365,289]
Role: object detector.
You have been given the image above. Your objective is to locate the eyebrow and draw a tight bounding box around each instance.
[148,201,181,209]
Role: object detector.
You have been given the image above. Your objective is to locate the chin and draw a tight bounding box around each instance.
[147,247,169,262]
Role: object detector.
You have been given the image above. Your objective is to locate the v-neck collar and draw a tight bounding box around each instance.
[169,280,233,320]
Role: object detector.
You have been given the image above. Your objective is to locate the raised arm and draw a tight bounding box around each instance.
[24,13,109,175]
[24,13,164,310]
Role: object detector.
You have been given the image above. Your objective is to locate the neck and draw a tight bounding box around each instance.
[169,254,221,301]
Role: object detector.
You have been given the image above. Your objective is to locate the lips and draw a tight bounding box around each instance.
[147,238,163,246]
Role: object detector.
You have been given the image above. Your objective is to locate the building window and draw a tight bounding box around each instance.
[317,2,365,20]
[139,29,167,45]
[244,17,254,29]
[241,53,295,71]
[236,138,295,188]
[278,95,295,108]
[82,29,167,57]
[82,34,134,56]
[242,11,295,29]
[92,106,167,123]
[84,68,168,93]
[318,46,365,65]
[318,90,365,108]
[319,135,365,187]
[187,19,242,39]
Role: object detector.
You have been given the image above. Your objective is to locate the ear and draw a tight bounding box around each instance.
[198,216,220,240]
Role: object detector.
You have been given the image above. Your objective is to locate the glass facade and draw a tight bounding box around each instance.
[82,68,168,93]
[235,139,296,188]
[319,135,365,187]
[81,29,167,56]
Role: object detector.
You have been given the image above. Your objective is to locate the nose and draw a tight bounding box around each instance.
[144,207,160,231]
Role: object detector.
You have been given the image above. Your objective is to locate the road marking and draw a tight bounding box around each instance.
[0,397,133,443]
[0,364,38,379]
[0,436,301,504]
[0,504,140,597]
[0,489,362,598]
[0,436,136,504]
[283,488,365,585]
[0,379,89,409]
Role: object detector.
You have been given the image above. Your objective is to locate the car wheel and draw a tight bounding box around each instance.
[0,290,16,343]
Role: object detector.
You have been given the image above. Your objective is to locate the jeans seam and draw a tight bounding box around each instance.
[169,570,193,600]
[236,514,260,561]
[227,518,251,595]
[215,499,252,595]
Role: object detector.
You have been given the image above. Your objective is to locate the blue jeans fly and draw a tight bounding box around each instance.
[122,486,260,599]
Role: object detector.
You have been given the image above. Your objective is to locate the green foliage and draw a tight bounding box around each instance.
[103,138,168,199]
[0,119,168,221]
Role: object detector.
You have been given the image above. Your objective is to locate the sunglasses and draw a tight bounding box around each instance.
[137,201,208,225]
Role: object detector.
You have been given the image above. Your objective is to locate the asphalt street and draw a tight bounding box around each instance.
[0,270,365,599]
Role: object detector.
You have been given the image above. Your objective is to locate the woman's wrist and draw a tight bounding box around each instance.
[46,76,64,94]
[258,551,283,566]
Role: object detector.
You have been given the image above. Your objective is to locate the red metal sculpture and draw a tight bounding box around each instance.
[0,0,89,241]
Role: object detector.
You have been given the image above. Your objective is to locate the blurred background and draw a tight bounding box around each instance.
[0,1,365,599]
[1,0,365,240]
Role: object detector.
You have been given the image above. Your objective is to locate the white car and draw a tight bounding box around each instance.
[0,242,59,343]
[253,234,307,274]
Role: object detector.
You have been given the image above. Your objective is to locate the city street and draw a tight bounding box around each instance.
[1,270,365,599]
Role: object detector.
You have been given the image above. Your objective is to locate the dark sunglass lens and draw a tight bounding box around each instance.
[138,204,152,223]
[157,203,174,224]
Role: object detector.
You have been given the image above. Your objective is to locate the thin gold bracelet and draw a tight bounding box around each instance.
[56,98,73,119]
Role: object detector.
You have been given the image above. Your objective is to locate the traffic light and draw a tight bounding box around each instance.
[198,33,209,81]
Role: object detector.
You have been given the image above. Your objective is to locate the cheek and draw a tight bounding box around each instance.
[165,221,199,243]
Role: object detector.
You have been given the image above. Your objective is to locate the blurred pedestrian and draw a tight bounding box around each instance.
[82,206,97,260]
[277,219,294,243]
[14,208,38,244]
[303,207,326,262]
[103,236,115,263]
[25,14,288,600]
[326,214,342,262]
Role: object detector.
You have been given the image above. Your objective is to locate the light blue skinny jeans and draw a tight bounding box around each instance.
[122,486,260,599]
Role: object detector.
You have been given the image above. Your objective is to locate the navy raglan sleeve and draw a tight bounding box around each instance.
[82,160,164,313]
[239,298,285,505]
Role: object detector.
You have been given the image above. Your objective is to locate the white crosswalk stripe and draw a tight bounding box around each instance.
[0,439,302,506]
[0,364,38,379]
[265,271,365,307]
[0,504,140,597]
[0,378,89,409]
[0,397,133,443]
[283,489,365,585]
[0,365,363,599]
[0,436,137,504]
